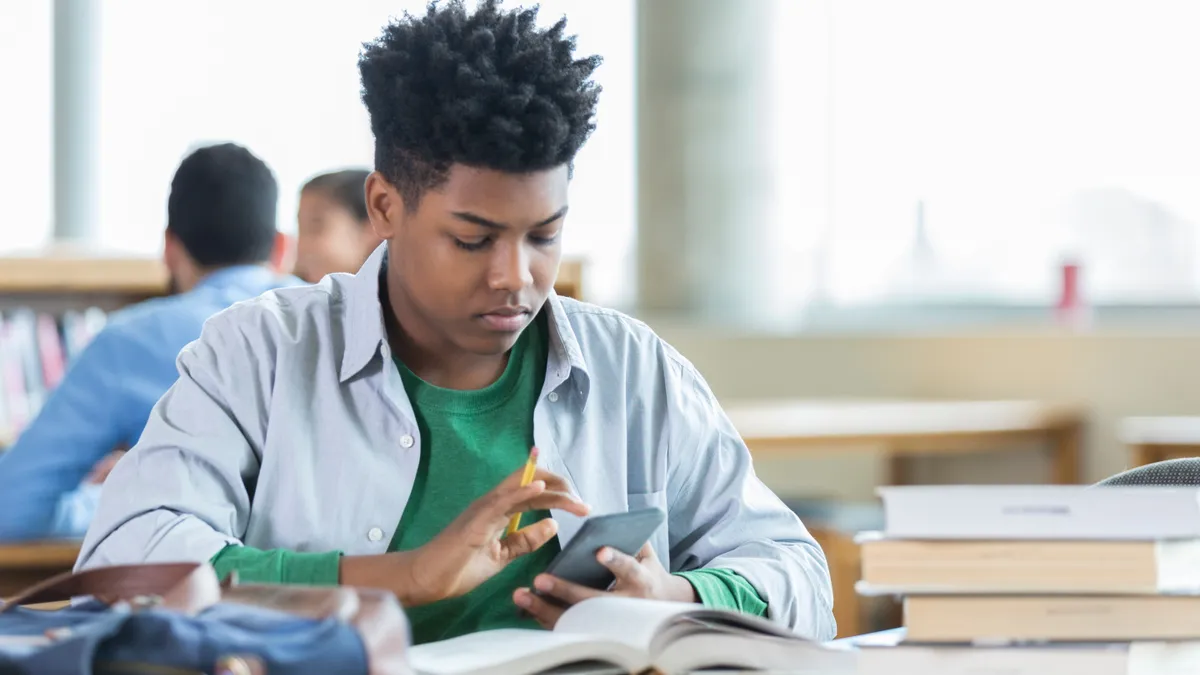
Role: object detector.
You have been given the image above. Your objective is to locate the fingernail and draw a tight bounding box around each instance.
[515,592,532,608]
[599,547,614,563]
[534,576,553,592]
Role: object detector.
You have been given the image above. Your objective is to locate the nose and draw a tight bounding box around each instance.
[488,242,533,293]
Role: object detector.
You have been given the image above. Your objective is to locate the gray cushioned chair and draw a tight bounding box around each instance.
[1094,457,1200,486]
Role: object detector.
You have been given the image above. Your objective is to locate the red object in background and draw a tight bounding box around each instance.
[1055,260,1090,328]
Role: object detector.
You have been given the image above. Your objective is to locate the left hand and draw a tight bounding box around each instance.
[513,542,698,629]
[83,450,127,485]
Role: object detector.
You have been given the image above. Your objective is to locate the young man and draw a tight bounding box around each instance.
[77,0,835,643]
[0,143,298,541]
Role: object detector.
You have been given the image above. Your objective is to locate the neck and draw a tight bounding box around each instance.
[383,276,508,390]
[173,261,268,294]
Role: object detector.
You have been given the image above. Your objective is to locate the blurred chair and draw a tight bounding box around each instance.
[1094,458,1200,486]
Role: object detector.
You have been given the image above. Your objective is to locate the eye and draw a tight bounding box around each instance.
[453,237,491,252]
[529,233,560,246]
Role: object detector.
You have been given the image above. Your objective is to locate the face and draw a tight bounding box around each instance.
[367,164,568,358]
[295,189,379,283]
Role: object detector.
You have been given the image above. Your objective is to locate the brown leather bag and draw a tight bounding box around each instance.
[0,562,412,675]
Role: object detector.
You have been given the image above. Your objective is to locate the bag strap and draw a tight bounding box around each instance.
[0,562,222,615]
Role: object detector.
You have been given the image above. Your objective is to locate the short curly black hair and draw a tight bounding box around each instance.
[358,0,602,209]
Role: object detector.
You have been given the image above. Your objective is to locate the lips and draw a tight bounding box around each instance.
[477,307,531,332]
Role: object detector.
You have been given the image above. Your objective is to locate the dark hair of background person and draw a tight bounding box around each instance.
[166,142,279,267]
[357,0,603,210]
[302,169,371,224]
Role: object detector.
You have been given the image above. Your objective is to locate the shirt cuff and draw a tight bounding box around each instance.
[50,483,103,539]
[674,568,769,617]
[210,545,342,586]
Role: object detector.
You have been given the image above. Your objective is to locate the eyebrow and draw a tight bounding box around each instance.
[450,206,569,230]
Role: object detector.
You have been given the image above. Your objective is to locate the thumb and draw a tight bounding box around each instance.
[634,542,656,562]
[502,517,558,561]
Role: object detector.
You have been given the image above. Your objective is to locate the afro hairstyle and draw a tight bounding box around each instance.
[358,0,602,209]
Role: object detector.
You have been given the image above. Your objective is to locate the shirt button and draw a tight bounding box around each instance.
[399,435,415,448]
[367,527,383,542]
[547,392,560,403]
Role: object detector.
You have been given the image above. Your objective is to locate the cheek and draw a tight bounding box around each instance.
[398,247,478,310]
[532,249,562,289]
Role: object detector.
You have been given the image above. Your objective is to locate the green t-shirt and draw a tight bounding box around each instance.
[388,311,559,644]
[210,312,768,644]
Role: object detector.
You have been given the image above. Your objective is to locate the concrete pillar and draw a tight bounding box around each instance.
[636,0,780,324]
[53,0,101,243]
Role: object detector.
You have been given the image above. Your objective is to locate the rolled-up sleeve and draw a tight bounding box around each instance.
[75,315,267,571]
[662,355,836,640]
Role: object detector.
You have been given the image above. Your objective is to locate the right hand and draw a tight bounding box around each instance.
[400,462,589,606]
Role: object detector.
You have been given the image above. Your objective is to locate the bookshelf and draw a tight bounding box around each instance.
[0,249,585,304]
[0,249,586,448]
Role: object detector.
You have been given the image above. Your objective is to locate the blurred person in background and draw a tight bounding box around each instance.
[294,169,382,283]
[0,142,300,541]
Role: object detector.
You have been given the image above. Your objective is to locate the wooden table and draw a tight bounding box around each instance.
[1120,416,1200,468]
[0,541,81,599]
[723,398,1086,485]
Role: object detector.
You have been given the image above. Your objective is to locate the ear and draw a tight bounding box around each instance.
[162,229,180,269]
[269,231,294,273]
[365,171,402,240]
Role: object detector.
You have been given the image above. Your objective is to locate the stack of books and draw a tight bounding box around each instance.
[854,484,1200,673]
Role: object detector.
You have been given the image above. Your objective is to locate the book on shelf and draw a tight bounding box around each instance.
[857,533,1200,595]
[877,484,1200,540]
[0,307,107,447]
[407,596,854,675]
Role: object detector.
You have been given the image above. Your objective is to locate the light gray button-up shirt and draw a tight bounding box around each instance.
[76,244,835,640]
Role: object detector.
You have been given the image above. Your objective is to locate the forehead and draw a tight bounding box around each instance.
[424,164,569,222]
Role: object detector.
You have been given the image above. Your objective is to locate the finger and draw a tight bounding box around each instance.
[598,547,650,586]
[507,491,590,518]
[485,480,548,520]
[533,573,605,606]
[634,542,656,562]
[513,588,566,630]
[501,517,558,559]
[530,468,573,494]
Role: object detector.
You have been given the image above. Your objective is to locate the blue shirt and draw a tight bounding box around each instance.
[0,265,299,541]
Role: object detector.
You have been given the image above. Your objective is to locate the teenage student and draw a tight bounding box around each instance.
[76,0,835,644]
[0,143,299,540]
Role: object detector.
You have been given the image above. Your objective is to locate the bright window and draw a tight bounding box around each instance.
[775,0,1200,307]
[97,0,634,307]
[0,0,52,253]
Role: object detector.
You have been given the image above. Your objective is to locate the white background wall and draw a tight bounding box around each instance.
[650,323,1200,499]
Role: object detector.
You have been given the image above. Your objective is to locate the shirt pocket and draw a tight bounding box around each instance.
[626,489,670,567]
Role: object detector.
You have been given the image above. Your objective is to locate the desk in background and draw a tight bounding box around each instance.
[723,398,1085,485]
[722,398,1086,638]
[0,541,81,599]
[1121,416,1200,467]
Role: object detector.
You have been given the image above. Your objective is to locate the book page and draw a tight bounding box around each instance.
[556,596,800,653]
[556,597,700,651]
[408,628,643,675]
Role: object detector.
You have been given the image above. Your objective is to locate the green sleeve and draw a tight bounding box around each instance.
[674,568,769,617]
[209,545,342,586]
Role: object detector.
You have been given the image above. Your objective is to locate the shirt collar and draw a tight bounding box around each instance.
[337,242,590,386]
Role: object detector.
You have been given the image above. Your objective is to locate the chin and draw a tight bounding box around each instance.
[463,330,524,356]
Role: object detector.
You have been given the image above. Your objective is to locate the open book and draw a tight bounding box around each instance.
[407,597,853,675]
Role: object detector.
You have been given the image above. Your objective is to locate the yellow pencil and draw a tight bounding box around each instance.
[506,447,539,536]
